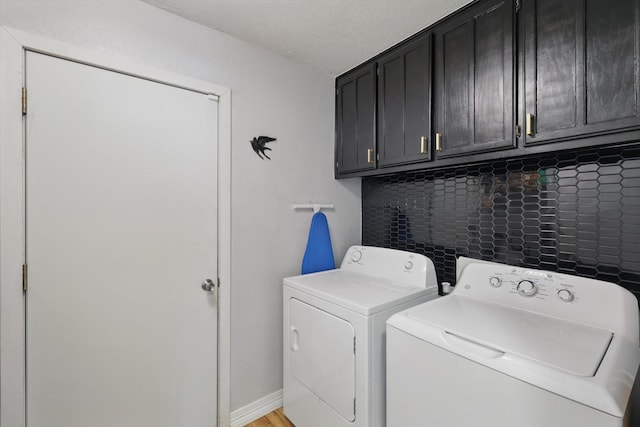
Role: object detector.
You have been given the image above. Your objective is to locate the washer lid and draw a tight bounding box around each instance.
[284,270,436,316]
[406,296,613,377]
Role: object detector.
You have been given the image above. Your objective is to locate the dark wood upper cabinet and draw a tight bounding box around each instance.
[377,33,433,167]
[433,0,516,158]
[336,62,377,175]
[523,0,640,145]
[334,0,640,179]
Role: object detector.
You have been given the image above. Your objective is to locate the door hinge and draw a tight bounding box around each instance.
[22,87,27,115]
[22,264,28,292]
[515,124,521,138]
[515,0,521,13]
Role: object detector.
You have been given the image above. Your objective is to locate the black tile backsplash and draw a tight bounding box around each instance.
[362,143,640,298]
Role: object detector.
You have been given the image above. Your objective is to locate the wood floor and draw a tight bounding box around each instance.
[244,407,295,427]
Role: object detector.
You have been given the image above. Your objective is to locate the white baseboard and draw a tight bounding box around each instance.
[229,389,283,427]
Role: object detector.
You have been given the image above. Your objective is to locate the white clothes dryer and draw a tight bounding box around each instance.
[283,246,439,427]
[387,258,640,427]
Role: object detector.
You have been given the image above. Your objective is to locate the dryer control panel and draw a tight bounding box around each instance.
[453,261,636,332]
[340,246,438,289]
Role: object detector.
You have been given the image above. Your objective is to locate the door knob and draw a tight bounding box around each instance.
[201,278,216,292]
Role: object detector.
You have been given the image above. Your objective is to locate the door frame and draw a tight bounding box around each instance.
[0,26,232,427]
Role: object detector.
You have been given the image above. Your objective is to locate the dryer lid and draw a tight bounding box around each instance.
[284,270,436,315]
[406,296,613,377]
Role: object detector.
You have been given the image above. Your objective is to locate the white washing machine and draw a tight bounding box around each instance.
[283,246,439,427]
[387,257,640,427]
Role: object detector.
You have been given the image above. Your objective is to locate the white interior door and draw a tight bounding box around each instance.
[25,51,219,427]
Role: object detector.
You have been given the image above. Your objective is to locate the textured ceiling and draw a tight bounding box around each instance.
[142,0,473,76]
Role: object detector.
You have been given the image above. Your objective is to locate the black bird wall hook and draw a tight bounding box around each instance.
[250,136,276,160]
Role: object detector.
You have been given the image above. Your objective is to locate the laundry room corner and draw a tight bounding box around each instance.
[227,60,362,416]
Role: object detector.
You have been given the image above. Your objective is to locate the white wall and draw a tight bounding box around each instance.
[0,0,361,413]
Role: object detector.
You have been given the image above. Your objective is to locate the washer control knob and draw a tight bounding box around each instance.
[351,250,362,263]
[517,280,538,297]
[489,276,502,288]
[404,261,414,271]
[557,289,574,302]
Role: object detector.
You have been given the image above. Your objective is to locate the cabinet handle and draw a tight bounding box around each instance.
[367,148,374,164]
[526,113,535,136]
[435,133,443,151]
[420,136,428,154]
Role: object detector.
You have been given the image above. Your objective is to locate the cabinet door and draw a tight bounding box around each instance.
[378,33,432,167]
[336,63,377,175]
[523,0,640,145]
[434,0,516,158]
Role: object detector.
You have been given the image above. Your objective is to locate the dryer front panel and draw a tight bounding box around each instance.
[288,298,356,421]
